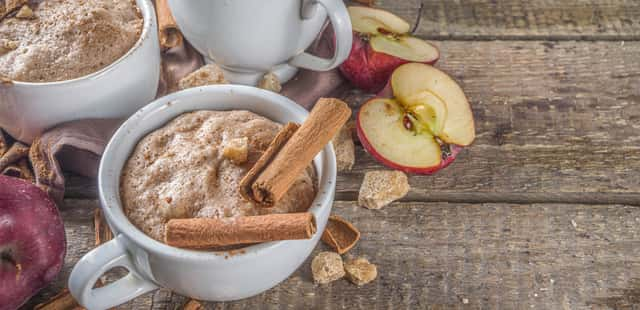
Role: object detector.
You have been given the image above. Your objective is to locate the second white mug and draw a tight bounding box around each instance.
[167,0,352,85]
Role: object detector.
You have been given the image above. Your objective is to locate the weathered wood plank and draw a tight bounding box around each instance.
[372,0,640,40]
[26,200,640,309]
[66,40,640,204]
[335,39,640,202]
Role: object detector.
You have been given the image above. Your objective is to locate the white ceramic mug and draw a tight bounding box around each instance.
[68,85,337,309]
[167,0,352,85]
[0,0,160,143]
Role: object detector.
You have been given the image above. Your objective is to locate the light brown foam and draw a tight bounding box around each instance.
[120,110,317,242]
[0,0,142,82]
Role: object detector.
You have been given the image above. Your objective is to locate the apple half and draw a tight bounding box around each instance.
[357,63,475,174]
[339,6,440,93]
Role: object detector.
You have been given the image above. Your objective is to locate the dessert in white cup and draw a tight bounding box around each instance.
[0,0,160,143]
[69,85,337,308]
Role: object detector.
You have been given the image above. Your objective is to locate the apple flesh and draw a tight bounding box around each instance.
[357,98,443,173]
[356,63,475,174]
[339,6,440,93]
[392,63,475,146]
[0,175,66,310]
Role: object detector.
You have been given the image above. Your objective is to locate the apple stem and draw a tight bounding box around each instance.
[410,2,424,35]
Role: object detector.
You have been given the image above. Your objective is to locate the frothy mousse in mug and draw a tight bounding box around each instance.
[120,110,318,245]
[0,0,142,82]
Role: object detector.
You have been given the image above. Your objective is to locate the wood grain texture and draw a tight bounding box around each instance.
[65,40,640,204]
[370,0,640,40]
[25,200,640,309]
[336,40,640,203]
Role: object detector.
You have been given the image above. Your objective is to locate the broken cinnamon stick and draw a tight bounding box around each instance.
[181,300,205,310]
[1,159,33,181]
[165,212,316,249]
[0,142,29,171]
[34,288,83,310]
[94,208,113,246]
[0,129,7,157]
[354,0,375,6]
[241,98,351,207]
[155,0,183,49]
[321,215,361,254]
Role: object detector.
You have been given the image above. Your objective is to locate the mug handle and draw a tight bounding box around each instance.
[288,0,352,71]
[69,234,158,309]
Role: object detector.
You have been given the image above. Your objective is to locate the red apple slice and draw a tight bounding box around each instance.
[357,98,443,173]
[348,6,410,35]
[339,7,440,93]
[370,36,439,63]
[391,63,475,146]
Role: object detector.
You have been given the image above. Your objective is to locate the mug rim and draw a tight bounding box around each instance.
[7,0,155,86]
[98,85,337,262]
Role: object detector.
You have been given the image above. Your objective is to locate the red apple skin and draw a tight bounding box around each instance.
[0,176,66,310]
[339,33,439,94]
[356,99,461,175]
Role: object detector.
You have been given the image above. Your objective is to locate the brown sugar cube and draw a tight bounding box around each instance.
[222,137,248,165]
[344,257,377,286]
[178,64,228,90]
[358,170,409,209]
[258,72,282,93]
[311,251,345,284]
[15,5,33,19]
[331,122,355,172]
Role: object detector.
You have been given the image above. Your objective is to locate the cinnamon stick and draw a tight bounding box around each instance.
[0,142,29,172]
[34,288,83,310]
[182,300,205,310]
[0,129,7,157]
[321,215,361,254]
[1,159,33,182]
[239,122,299,206]
[94,208,113,246]
[241,98,351,207]
[155,0,183,49]
[165,212,316,249]
[354,0,375,6]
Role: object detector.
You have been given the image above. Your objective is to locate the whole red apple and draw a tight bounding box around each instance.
[0,175,66,310]
[339,6,440,93]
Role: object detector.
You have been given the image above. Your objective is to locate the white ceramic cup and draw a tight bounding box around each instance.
[0,0,160,143]
[167,0,352,85]
[68,85,337,309]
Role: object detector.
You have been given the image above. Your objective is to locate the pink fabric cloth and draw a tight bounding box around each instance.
[0,26,347,203]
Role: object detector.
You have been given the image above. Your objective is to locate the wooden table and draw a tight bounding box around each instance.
[24,0,640,309]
